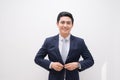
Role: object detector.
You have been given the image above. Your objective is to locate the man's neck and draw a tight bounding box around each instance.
[60,33,70,38]
[59,34,70,39]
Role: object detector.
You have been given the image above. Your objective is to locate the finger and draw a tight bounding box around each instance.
[57,63,64,68]
[55,67,63,71]
[64,63,70,67]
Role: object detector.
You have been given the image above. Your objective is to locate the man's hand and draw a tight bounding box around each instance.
[64,62,79,71]
[51,62,64,71]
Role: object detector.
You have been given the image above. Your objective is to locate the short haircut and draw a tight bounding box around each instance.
[57,11,74,24]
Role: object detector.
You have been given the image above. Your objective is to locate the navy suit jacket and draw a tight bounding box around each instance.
[34,34,94,80]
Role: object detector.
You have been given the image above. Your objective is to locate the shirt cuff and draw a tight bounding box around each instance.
[49,62,53,69]
[78,62,81,69]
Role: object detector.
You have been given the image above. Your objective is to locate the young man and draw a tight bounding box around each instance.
[34,11,94,80]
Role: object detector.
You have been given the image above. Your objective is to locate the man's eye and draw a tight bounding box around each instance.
[67,22,71,24]
[60,21,65,24]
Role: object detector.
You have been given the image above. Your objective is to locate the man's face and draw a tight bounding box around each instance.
[57,16,73,37]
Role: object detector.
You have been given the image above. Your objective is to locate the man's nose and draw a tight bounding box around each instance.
[63,23,68,27]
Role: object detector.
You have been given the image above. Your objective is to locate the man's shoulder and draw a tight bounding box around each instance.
[45,34,58,41]
[71,35,84,41]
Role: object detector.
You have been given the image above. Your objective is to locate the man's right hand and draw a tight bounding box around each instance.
[51,62,64,71]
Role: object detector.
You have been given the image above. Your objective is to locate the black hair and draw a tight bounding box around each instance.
[57,11,74,24]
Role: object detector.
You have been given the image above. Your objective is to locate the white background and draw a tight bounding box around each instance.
[0,0,120,80]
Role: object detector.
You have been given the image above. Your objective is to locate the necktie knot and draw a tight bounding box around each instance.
[62,38,68,42]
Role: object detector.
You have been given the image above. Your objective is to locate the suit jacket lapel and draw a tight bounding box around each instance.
[53,35,64,63]
[66,35,74,62]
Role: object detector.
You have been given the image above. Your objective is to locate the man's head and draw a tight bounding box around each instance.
[57,11,74,24]
[57,11,74,38]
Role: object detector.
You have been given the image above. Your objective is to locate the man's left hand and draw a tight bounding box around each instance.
[64,62,79,71]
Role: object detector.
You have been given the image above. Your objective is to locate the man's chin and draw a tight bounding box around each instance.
[63,32,69,35]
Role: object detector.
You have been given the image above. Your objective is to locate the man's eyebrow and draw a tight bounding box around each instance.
[60,20,71,22]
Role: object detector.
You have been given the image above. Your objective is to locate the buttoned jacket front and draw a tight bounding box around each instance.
[34,34,94,80]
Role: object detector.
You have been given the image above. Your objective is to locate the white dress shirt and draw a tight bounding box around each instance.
[59,34,70,60]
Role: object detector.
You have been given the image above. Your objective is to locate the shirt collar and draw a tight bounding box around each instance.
[59,34,70,41]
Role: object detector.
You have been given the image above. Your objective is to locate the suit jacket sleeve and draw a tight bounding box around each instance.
[34,38,51,71]
[79,39,94,72]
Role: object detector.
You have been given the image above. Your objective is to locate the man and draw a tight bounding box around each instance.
[34,11,94,80]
